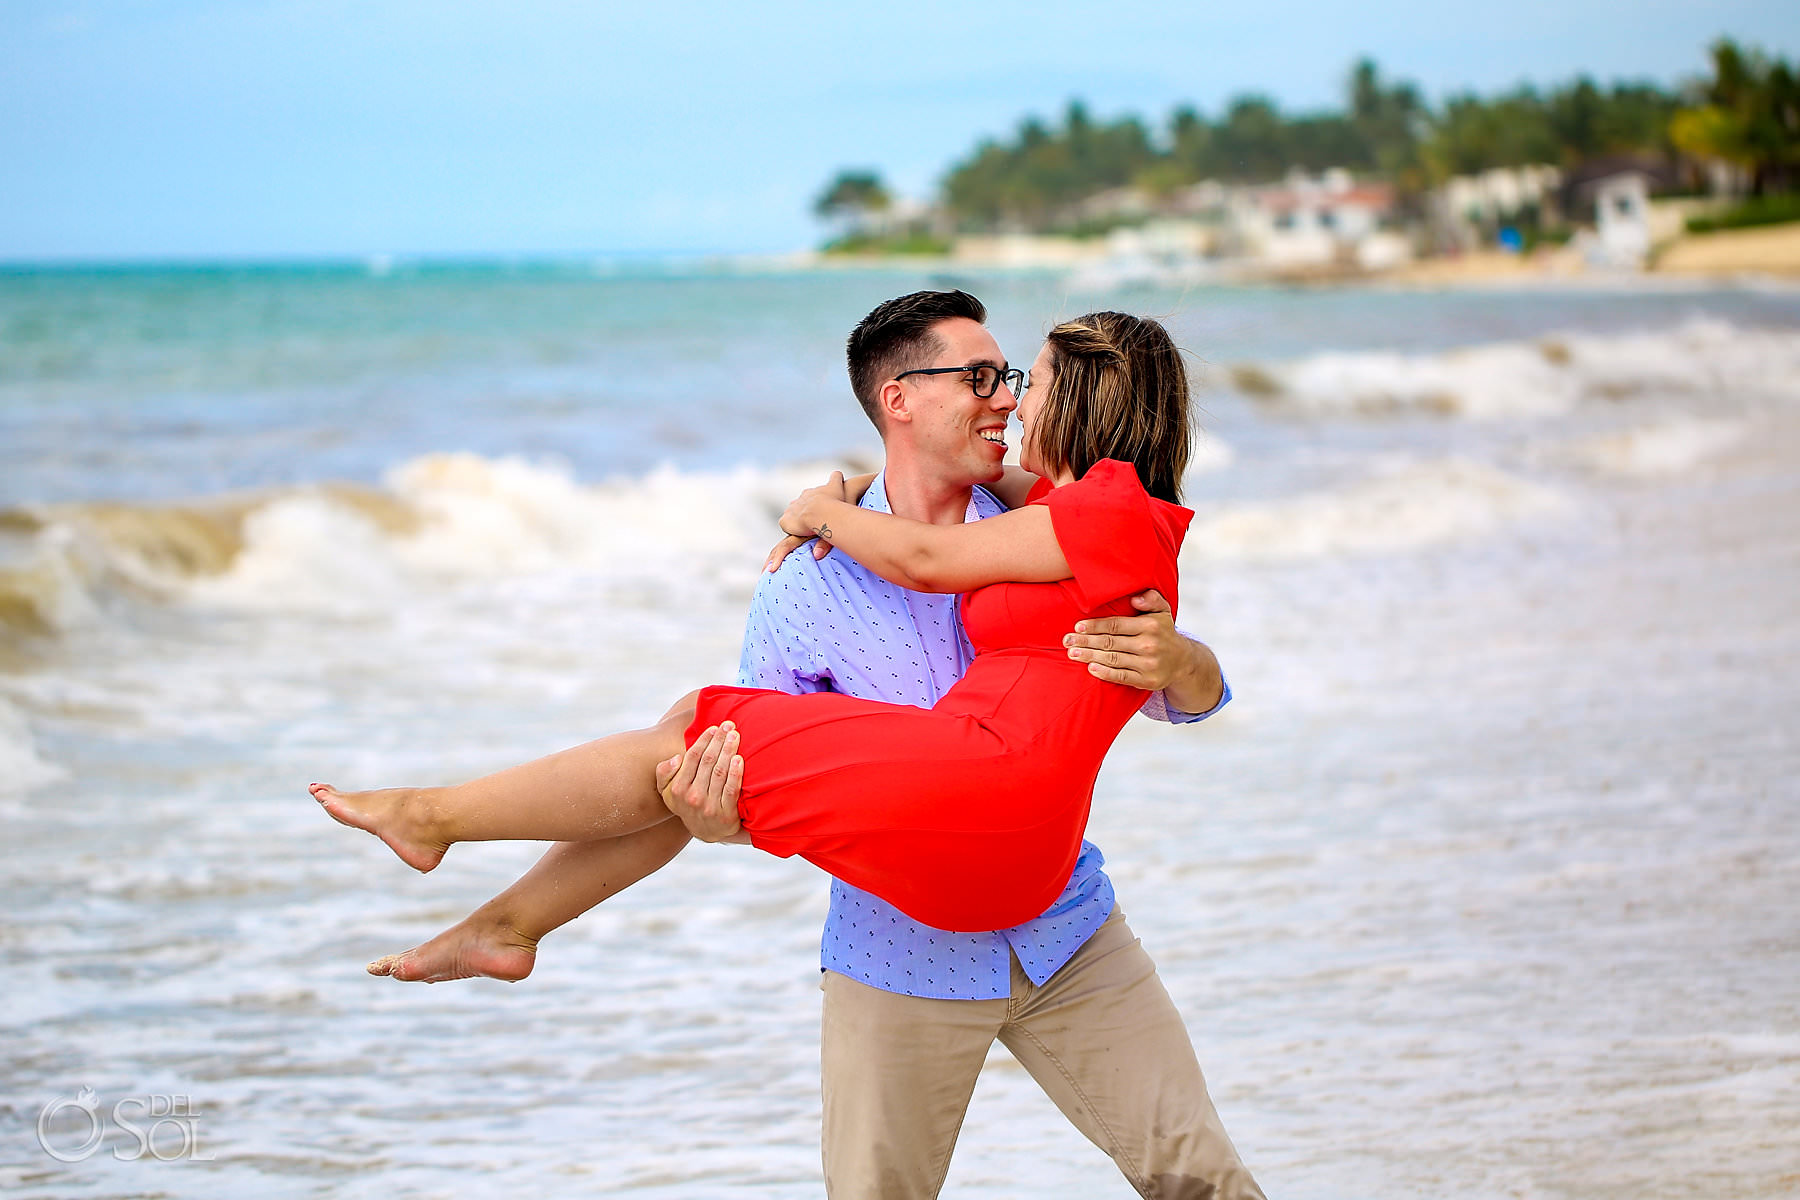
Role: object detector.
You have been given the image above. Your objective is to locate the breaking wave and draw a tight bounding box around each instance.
[1556,417,1748,478]
[0,442,1252,651]
[1231,319,1800,419]
[1184,458,1571,561]
[0,484,415,643]
[0,696,64,794]
[0,454,851,646]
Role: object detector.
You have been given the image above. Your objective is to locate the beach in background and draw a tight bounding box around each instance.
[3,264,1798,1198]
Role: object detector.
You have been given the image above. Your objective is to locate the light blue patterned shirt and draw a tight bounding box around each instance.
[735,473,1229,999]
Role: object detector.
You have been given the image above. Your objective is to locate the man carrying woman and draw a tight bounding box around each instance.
[314,290,1264,1199]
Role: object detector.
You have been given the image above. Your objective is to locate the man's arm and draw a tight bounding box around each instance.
[1063,589,1228,721]
[662,561,826,841]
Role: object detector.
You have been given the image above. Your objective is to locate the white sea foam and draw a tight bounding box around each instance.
[0,456,844,632]
[1558,417,1747,478]
[1188,432,1235,475]
[0,493,262,640]
[0,696,65,793]
[0,525,109,636]
[185,454,833,617]
[385,453,790,575]
[1245,319,1800,419]
[4,447,1558,654]
[1184,458,1571,561]
[184,492,415,615]
[1271,340,1575,418]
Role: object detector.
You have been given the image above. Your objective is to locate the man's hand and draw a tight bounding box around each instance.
[1062,589,1224,715]
[657,723,750,844]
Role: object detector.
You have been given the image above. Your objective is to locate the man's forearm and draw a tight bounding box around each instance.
[1062,589,1227,718]
[1161,636,1224,716]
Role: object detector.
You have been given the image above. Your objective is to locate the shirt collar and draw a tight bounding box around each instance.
[864,471,992,522]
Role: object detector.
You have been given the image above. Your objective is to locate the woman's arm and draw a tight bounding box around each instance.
[761,471,876,571]
[781,473,1070,594]
[841,472,877,504]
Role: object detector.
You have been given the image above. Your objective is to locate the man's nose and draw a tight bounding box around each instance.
[992,383,1019,413]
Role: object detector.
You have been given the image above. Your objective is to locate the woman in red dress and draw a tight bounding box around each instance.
[312,311,1196,969]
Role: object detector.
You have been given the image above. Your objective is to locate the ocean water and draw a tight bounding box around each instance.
[2,263,1798,1199]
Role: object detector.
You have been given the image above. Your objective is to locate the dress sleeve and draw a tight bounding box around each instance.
[1042,459,1178,610]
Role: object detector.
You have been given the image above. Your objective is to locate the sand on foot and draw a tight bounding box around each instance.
[367,917,538,984]
[309,782,448,873]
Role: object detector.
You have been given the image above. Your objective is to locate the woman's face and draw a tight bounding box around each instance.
[1019,342,1056,477]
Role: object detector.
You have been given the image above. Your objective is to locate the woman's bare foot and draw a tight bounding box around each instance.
[309,782,449,873]
[366,911,539,983]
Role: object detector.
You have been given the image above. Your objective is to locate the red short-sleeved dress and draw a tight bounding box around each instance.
[687,459,1193,932]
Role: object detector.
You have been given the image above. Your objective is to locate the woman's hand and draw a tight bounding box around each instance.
[767,470,871,571]
[778,470,847,538]
[764,532,819,573]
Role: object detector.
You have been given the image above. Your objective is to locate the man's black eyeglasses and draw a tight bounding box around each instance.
[894,364,1024,399]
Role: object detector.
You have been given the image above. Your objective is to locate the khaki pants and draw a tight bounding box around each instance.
[820,907,1263,1200]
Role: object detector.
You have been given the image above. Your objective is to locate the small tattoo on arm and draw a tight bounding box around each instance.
[814,523,832,540]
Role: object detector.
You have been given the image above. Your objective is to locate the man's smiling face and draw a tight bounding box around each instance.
[899,317,1019,487]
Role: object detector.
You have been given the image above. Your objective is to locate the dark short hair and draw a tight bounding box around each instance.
[1034,312,1191,504]
[846,290,988,429]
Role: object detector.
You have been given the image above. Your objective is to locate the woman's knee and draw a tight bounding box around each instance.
[657,688,704,735]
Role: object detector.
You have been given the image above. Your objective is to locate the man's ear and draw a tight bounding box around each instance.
[878,379,911,426]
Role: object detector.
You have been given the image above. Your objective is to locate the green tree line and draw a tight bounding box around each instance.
[920,40,1794,232]
[1669,40,1800,194]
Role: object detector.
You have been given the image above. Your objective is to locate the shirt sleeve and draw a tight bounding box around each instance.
[1138,672,1232,724]
[1137,619,1231,725]
[1042,459,1165,610]
[734,557,831,695]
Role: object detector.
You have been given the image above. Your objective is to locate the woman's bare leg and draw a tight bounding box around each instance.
[310,689,703,871]
[363,717,744,983]
[366,819,694,982]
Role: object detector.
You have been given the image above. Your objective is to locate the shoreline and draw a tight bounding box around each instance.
[7,222,1800,290]
[803,221,1800,289]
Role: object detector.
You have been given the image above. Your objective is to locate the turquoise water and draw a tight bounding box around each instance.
[6,262,1799,505]
[3,264,1798,1198]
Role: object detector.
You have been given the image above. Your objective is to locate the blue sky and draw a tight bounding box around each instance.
[3,0,1796,261]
